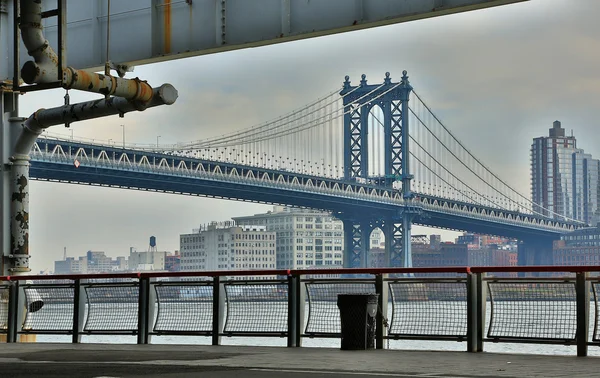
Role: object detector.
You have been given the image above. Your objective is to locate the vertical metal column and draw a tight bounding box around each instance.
[212,276,224,346]
[287,274,298,347]
[71,279,85,343]
[6,281,19,343]
[575,272,589,357]
[466,273,478,352]
[399,71,414,269]
[360,221,370,268]
[477,272,487,352]
[402,215,412,268]
[360,102,369,179]
[137,276,150,344]
[375,274,389,349]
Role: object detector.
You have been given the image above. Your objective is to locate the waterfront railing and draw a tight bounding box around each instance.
[1,266,599,356]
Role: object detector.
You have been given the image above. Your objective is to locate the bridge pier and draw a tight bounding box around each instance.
[341,219,370,268]
[518,239,555,267]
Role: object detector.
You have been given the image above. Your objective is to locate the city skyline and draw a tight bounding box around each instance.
[19,0,599,273]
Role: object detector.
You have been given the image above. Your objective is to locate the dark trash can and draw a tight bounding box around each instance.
[337,293,379,350]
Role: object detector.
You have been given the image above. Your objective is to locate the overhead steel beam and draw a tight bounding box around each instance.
[4,0,528,79]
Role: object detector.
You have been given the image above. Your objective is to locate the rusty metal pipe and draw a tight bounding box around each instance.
[62,68,154,102]
[13,84,178,155]
[19,0,157,101]
[20,0,59,84]
[9,84,178,269]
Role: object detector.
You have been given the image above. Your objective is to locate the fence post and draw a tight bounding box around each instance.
[6,281,19,343]
[146,278,157,344]
[477,272,487,352]
[287,274,298,347]
[466,272,479,352]
[576,271,589,357]
[375,274,388,349]
[137,276,150,344]
[212,276,223,346]
[296,275,305,347]
[72,279,85,343]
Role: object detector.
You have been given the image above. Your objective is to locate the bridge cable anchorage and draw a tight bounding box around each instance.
[411,90,581,223]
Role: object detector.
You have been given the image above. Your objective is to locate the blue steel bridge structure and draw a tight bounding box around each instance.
[29,72,583,268]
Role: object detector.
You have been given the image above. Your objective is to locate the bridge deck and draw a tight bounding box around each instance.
[0,343,596,377]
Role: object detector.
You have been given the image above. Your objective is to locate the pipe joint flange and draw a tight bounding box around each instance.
[8,253,30,268]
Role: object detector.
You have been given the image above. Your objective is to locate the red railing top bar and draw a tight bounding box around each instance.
[469,265,600,273]
[4,265,600,282]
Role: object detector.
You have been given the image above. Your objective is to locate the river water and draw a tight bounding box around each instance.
[30,301,600,357]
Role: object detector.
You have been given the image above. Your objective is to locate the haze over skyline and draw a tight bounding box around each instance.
[19,0,600,272]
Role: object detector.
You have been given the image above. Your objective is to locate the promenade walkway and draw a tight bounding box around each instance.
[0,344,597,377]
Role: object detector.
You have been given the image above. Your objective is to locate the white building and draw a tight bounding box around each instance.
[129,248,166,271]
[180,221,277,277]
[233,206,345,269]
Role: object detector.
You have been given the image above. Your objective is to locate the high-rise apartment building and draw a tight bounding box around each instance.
[233,206,345,269]
[179,222,277,274]
[531,121,599,224]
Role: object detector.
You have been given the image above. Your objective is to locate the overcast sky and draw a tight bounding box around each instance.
[20,0,600,273]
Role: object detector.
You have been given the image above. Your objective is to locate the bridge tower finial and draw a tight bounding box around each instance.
[343,75,351,90]
[360,74,367,86]
[384,72,391,85]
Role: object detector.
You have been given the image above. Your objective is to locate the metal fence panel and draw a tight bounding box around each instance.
[0,285,9,332]
[388,280,467,338]
[83,284,139,333]
[223,283,288,334]
[153,283,213,334]
[304,281,375,335]
[487,281,576,341]
[22,285,74,332]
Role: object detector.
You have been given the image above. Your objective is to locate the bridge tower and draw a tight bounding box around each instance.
[338,71,416,268]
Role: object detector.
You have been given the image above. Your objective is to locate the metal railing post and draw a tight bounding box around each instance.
[287,274,298,347]
[137,277,149,344]
[576,272,589,357]
[296,276,305,347]
[72,279,85,343]
[6,281,19,343]
[146,278,157,344]
[212,276,223,346]
[375,274,389,349]
[477,272,487,352]
[466,272,478,352]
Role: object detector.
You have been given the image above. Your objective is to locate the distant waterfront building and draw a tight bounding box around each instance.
[233,206,344,269]
[129,248,166,271]
[531,120,600,224]
[553,226,600,266]
[54,256,88,274]
[179,221,276,276]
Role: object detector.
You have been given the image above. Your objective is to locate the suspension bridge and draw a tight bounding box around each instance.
[28,71,584,268]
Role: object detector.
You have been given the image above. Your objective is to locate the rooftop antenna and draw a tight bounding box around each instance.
[63,247,67,260]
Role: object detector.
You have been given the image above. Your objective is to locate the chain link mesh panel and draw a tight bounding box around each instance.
[153,283,213,333]
[487,281,576,341]
[83,284,139,333]
[22,285,74,332]
[305,282,375,335]
[388,280,467,338]
[223,283,288,334]
[0,285,9,332]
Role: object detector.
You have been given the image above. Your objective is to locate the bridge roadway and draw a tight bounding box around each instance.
[0,343,597,377]
[29,138,580,243]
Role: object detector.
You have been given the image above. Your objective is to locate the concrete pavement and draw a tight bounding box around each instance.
[0,343,598,377]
